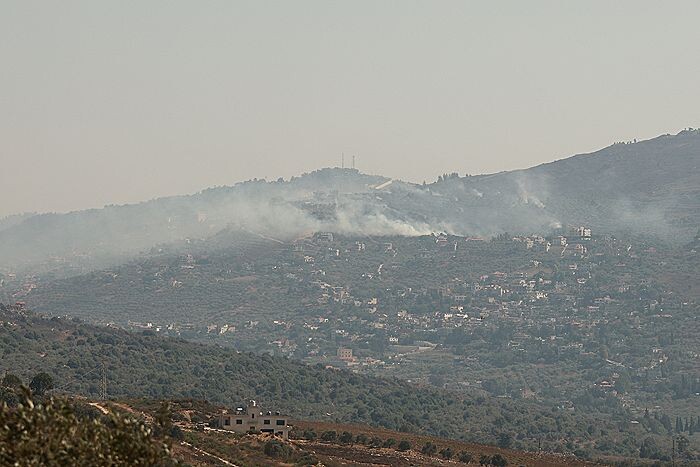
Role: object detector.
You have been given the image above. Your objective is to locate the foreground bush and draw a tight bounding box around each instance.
[0,390,174,466]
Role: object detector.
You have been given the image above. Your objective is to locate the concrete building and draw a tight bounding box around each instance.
[337,347,354,361]
[576,226,592,238]
[218,400,291,439]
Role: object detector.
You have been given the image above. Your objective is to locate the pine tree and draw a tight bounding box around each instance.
[660,413,672,433]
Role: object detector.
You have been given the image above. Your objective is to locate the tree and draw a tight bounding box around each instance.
[421,442,437,455]
[339,431,353,444]
[0,391,173,466]
[639,436,661,459]
[263,440,292,459]
[397,440,411,451]
[458,451,473,463]
[369,436,383,447]
[660,413,672,433]
[354,433,368,444]
[615,372,631,394]
[29,372,53,396]
[1,373,22,389]
[497,432,513,449]
[439,447,453,459]
[154,402,173,442]
[490,453,508,467]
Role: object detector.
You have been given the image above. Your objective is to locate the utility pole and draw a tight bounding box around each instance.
[352,155,355,170]
[672,436,675,467]
[100,362,107,401]
[341,152,344,169]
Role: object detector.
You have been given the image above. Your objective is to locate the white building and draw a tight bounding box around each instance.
[217,400,291,439]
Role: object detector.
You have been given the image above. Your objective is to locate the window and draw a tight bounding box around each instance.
[276,419,285,426]
[235,419,243,425]
[251,413,255,419]
[263,419,270,425]
[224,418,230,426]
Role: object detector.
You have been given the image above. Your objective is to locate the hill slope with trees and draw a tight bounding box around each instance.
[0,304,653,460]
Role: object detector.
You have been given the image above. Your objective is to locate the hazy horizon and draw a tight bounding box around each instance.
[2,1,700,217]
[0,128,691,219]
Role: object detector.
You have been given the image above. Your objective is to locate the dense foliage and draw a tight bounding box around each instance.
[14,227,699,460]
[1,306,626,457]
[0,389,173,466]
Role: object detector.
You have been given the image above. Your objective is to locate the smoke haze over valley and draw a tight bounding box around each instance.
[3,3,700,465]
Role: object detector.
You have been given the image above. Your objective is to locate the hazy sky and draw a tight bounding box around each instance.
[2,1,699,217]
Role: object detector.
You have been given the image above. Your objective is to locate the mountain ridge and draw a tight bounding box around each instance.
[1,129,698,271]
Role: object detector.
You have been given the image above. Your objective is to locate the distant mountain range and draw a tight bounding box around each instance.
[2,128,699,271]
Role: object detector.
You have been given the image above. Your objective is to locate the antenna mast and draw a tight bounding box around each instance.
[341,152,344,169]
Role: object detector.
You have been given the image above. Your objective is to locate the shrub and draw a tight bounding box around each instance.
[458,450,473,463]
[1,373,22,389]
[0,391,173,466]
[294,452,318,466]
[397,440,411,451]
[440,447,453,459]
[0,387,20,407]
[355,433,368,445]
[263,439,292,459]
[28,372,53,396]
[421,442,437,455]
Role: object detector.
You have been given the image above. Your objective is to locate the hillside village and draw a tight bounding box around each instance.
[2,223,699,460]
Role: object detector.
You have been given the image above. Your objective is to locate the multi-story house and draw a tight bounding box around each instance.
[218,400,291,439]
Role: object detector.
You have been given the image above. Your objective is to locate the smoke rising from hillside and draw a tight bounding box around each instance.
[2,130,699,273]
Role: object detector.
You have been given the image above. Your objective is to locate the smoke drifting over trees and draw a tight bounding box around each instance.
[1,129,699,272]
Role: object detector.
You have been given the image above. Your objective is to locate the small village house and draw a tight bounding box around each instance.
[217,400,291,439]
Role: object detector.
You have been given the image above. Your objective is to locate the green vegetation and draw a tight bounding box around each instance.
[397,439,411,451]
[5,221,700,461]
[0,306,629,458]
[0,389,173,466]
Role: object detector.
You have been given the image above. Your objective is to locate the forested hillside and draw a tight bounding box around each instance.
[0,304,647,459]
